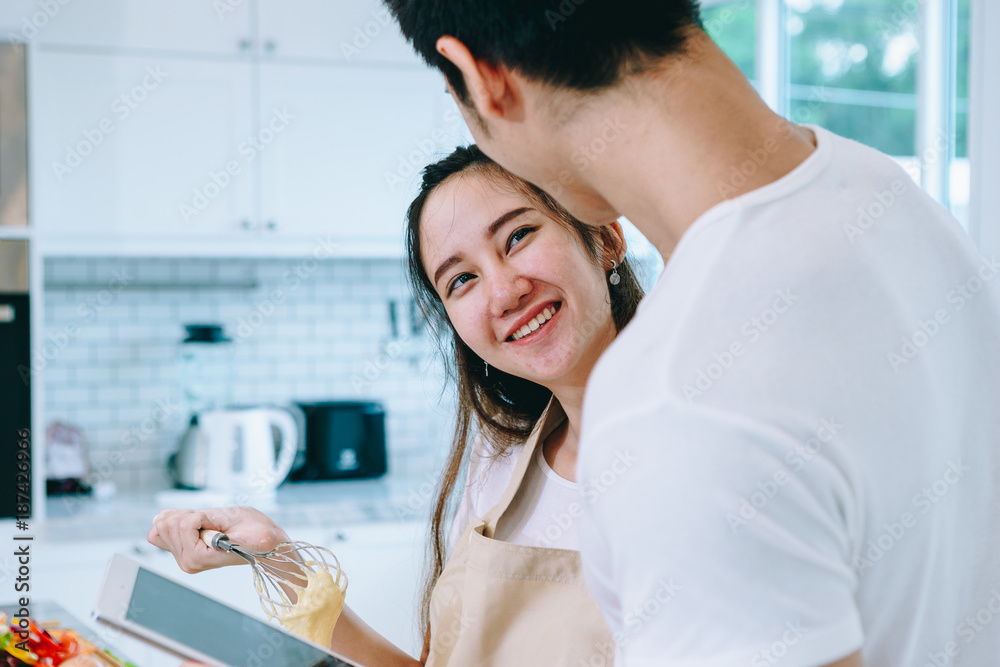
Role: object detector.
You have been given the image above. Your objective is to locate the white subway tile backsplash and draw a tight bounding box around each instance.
[174,259,215,283]
[43,257,455,492]
[47,386,93,406]
[75,366,114,383]
[46,259,92,284]
[41,366,72,385]
[115,365,155,384]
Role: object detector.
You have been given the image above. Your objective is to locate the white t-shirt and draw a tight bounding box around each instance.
[449,435,581,552]
[578,125,1000,666]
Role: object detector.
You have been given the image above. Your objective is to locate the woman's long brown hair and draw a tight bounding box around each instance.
[404,145,645,661]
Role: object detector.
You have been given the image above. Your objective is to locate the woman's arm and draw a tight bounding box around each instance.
[330,605,422,667]
[148,507,423,666]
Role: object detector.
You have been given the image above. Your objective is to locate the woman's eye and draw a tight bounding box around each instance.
[507,227,536,252]
[448,273,474,294]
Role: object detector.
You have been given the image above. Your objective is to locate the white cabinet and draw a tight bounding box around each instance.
[32,51,257,239]
[10,0,252,55]
[257,64,464,249]
[27,2,462,256]
[256,0,422,67]
[315,520,426,656]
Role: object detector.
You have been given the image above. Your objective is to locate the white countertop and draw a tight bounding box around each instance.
[40,473,436,542]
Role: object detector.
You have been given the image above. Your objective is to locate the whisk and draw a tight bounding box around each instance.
[199,529,348,622]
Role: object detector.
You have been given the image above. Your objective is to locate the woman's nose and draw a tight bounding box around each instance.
[489,272,532,318]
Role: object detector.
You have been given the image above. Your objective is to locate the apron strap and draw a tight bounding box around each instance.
[480,397,567,538]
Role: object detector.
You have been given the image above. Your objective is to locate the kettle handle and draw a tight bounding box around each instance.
[266,408,300,485]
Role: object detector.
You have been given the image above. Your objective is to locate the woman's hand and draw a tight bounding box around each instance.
[147,506,289,573]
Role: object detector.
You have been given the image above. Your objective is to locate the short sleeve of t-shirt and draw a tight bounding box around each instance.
[578,399,864,666]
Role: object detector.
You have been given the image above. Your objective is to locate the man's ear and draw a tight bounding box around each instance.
[436,35,521,121]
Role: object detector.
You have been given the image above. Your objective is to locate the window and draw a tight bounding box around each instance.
[703,0,971,227]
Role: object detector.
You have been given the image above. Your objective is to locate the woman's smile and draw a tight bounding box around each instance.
[505,301,562,343]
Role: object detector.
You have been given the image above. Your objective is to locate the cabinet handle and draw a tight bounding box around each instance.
[239,38,253,51]
[242,219,258,231]
[266,220,280,232]
[263,39,276,53]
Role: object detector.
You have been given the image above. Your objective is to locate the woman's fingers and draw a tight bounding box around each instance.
[147,508,244,573]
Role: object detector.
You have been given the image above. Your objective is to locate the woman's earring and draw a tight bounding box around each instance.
[484,360,489,377]
[609,260,621,286]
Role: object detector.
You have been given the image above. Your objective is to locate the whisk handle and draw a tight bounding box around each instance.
[200,529,233,552]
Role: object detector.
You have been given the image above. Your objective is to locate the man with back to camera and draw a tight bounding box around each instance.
[384,1,1000,665]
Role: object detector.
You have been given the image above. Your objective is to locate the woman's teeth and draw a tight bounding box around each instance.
[510,304,560,341]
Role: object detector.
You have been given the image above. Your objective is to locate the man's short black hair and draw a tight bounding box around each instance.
[384,0,704,105]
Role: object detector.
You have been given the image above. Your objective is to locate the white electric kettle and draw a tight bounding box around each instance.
[173,407,299,496]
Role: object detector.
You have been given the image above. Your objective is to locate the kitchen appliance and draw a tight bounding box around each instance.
[169,407,299,495]
[0,240,29,520]
[179,324,235,414]
[289,402,387,481]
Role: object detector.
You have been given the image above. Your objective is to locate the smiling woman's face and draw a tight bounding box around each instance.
[420,170,618,388]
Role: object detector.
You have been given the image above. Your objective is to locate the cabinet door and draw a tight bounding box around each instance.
[5,0,251,55]
[32,51,257,240]
[256,0,422,67]
[319,521,426,656]
[257,64,466,252]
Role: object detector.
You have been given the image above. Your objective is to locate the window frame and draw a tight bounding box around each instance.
[968,0,1000,258]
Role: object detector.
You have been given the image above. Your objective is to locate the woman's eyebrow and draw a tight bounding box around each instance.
[486,207,531,238]
[433,255,462,288]
[433,207,533,288]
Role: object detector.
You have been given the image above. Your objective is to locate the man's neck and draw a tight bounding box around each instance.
[563,30,817,261]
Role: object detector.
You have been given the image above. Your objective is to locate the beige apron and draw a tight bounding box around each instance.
[426,399,615,667]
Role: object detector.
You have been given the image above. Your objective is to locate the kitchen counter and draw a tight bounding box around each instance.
[41,473,437,542]
[2,476,433,663]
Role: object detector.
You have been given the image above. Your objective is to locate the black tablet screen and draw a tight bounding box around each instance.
[126,567,352,667]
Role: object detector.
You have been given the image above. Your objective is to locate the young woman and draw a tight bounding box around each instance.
[148,145,644,666]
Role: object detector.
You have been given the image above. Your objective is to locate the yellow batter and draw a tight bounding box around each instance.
[278,565,348,645]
